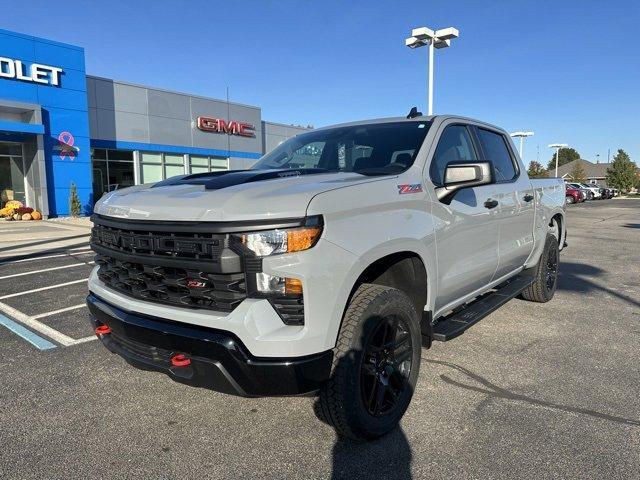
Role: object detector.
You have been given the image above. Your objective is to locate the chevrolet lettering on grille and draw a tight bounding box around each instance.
[93,225,220,257]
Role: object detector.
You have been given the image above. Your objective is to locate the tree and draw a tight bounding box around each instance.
[69,182,82,217]
[570,161,587,182]
[606,149,636,192]
[527,161,548,178]
[547,147,581,170]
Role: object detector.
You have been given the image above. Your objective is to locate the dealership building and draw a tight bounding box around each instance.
[0,28,308,217]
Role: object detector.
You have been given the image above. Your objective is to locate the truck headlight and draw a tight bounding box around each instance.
[238,225,322,257]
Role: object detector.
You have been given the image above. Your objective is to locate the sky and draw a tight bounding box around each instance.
[2,0,639,166]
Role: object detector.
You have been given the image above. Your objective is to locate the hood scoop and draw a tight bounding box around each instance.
[152,168,330,190]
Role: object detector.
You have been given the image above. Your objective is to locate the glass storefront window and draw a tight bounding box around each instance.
[141,164,163,183]
[211,157,228,170]
[91,148,107,160]
[91,149,135,202]
[108,161,135,190]
[141,152,162,164]
[188,155,228,173]
[141,152,185,182]
[92,160,108,200]
[164,154,183,165]
[0,143,26,207]
[164,164,184,178]
[107,150,133,161]
[190,155,208,166]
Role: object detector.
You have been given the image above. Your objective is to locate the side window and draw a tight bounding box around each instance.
[430,125,476,186]
[477,129,517,182]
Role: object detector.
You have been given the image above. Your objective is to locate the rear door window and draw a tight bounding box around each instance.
[477,129,518,182]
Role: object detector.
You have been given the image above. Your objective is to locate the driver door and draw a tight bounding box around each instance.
[427,123,500,314]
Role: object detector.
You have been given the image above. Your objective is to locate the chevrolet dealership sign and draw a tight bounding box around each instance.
[0,57,63,86]
[197,116,255,137]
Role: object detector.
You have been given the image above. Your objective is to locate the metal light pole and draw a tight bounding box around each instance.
[549,143,569,177]
[406,26,459,115]
[510,131,534,162]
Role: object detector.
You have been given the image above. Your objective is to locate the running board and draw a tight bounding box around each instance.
[432,275,535,342]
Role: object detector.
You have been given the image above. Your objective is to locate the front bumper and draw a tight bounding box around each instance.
[87,294,333,397]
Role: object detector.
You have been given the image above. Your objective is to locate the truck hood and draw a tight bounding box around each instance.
[94,170,385,222]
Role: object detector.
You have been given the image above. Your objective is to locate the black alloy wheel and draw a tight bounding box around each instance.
[520,233,560,303]
[317,284,421,441]
[360,315,413,417]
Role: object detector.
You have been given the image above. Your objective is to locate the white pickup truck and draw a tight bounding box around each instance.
[87,112,566,441]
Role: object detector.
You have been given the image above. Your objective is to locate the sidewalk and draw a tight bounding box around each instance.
[0,217,92,259]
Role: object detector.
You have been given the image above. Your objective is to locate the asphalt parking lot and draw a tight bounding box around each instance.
[1,199,639,480]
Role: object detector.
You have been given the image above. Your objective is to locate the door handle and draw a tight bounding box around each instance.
[523,194,534,202]
[484,199,499,209]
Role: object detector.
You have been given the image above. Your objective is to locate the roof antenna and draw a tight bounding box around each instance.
[407,106,422,119]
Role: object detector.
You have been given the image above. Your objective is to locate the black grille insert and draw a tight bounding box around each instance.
[96,255,246,312]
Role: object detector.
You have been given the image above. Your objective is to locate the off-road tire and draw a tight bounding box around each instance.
[318,284,421,441]
[521,233,559,303]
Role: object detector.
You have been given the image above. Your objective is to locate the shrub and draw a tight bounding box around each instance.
[69,183,82,217]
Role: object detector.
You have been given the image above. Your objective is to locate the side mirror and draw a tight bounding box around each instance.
[435,161,493,202]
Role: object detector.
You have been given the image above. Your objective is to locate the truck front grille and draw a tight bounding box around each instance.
[90,215,305,323]
[91,216,246,312]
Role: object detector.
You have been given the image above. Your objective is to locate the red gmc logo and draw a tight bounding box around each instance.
[197,116,255,137]
[186,279,207,288]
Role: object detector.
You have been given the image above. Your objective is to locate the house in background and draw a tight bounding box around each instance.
[553,159,612,186]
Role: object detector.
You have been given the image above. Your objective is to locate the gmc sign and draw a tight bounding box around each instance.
[197,116,255,137]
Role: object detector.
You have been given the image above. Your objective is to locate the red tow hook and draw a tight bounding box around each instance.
[171,354,192,367]
[95,325,111,335]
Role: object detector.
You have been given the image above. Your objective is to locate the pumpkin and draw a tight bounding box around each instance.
[31,211,42,220]
[13,213,21,220]
[5,200,23,209]
[22,213,32,221]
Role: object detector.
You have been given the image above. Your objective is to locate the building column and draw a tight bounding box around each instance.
[133,150,141,185]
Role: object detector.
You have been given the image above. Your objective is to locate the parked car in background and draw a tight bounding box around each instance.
[579,183,602,199]
[565,185,584,204]
[601,187,613,199]
[566,182,593,200]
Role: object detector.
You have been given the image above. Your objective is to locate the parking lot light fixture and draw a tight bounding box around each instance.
[549,143,569,177]
[510,131,534,161]
[405,26,459,115]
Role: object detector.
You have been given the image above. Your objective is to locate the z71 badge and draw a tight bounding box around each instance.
[397,184,423,194]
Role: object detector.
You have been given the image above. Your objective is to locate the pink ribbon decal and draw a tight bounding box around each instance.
[57,131,76,160]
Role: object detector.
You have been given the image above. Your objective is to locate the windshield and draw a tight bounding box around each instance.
[252,121,431,176]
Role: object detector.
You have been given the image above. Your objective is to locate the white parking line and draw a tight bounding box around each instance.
[0,250,93,265]
[0,262,95,280]
[0,301,76,346]
[32,304,87,319]
[69,335,97,345]
[0,278,87,300]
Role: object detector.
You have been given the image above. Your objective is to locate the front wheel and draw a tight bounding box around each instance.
[521,233,559,303]
[566,195,575,204]
[317,284,422,441]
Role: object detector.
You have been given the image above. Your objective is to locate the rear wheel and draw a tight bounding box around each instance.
[566,195,575,204]
[318,284,421,441]
[521,234,559,303]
